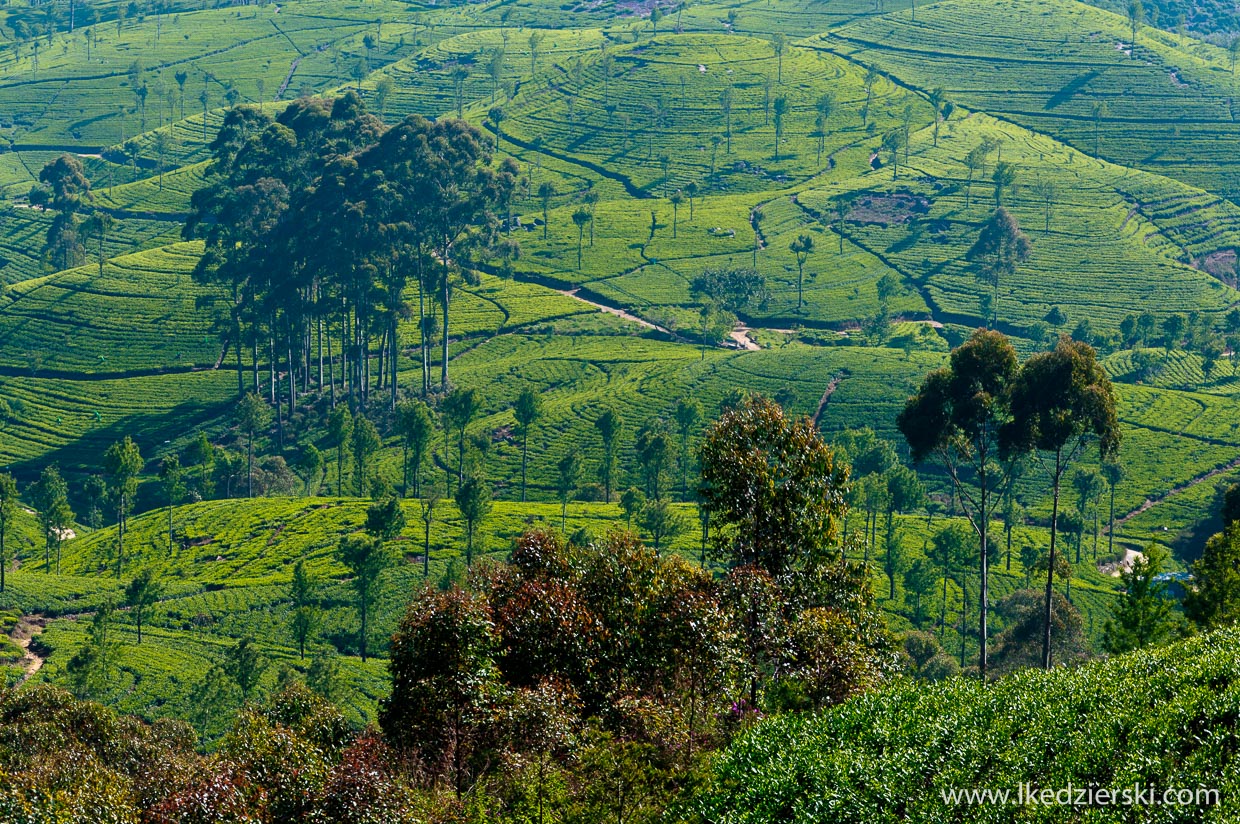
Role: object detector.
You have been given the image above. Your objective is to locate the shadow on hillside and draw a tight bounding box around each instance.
[1045,69,1103,110]
[12,399,232,502]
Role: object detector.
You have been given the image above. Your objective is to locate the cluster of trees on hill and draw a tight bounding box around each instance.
[184,92,519,420]
[900,330,1121,675]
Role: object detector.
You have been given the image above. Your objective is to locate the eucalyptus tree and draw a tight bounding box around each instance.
[863,64,881,127]
[514,389,542,502]
[352,416,381,497]
[963,145,985,208]
[30,466,72,574]
[104,436,143,578]
[80,211,114,277]
[235,392,271,498]
[595,408,622,503]
[967,208,1031,327]
[1003,337,1120,669]
[992,161,1017,206]
[1127,0,1144,55]
[772,97,787,160]
[456,476,491,565]
[572,207,592,268]
[34,154,92,271]
[396,399,434,498]
[929,87,945,146]
[720,85,734,154]
[674,398,703,501]
[538,181,555,240]
[442,387,479,492]
[789,234,815,312]
[1031,176,1057,235]
[124,569,162,645]
[159,456,185,552]
[684,181,698,221]
[899,329,1020,677]
[1102,459,1125,558]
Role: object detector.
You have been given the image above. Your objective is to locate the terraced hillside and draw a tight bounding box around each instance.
[0,0,1237,739]
[822,0,1240,198]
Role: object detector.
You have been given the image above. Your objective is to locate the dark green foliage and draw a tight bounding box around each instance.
[1185,524,1240,629]
[699,394,847,575]
[898,329,1018,676]
[455,476,491,565]
[222,636,267,699]
[1103,543,1181,653]
[990,588,1088,673]
[337,534,392,661]
[123,568,162,645]
[694,628,1240,823]
[366,496,406,541]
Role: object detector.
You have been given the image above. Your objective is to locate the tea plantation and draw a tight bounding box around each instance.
[0,0,1237,814]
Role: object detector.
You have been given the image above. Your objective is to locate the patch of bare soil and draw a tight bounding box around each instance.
[1197,249,1237,283]
[11,615,47,685]
[846,191,931,227]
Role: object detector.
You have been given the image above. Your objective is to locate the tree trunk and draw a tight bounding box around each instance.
[979,457,990,679]
[521,431,529,502]
[424,517,431,577]
[1043,450,1063,670]
[441,283,451,391]
[1108,484,1116,558]
[327,316,336,408]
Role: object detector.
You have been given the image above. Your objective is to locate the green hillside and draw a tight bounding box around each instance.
[0,0,1238,815]
[695,627,1240,822]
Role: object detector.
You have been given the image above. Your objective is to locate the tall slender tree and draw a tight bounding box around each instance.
[442,388,478,493]
[514,389,542,503]
[1102,459,1125,559]
[289,559,317,659]
[104,436,143,579]
[899,329,1020,678]
[159,456,184,553]
[338,533,391,662]
[0,474,16,592]
[772,97,787,161]
[124,569,162,644]
[967,207,1031,327]
[1003,336,1121,670]
[30,466,72,575]
[790,234,814,313]
[674,398,702,501]
[396,400,434,498]
[327,406,353,497]
[595,408,622,503]
[456,476,491,565]
[235,392,271,499]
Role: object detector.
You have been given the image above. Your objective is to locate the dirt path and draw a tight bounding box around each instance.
[730,326,761,351]
[812,371,847,425]
[554,287,669,333]
[1115,456,1240,527]
[11,615,46,685]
